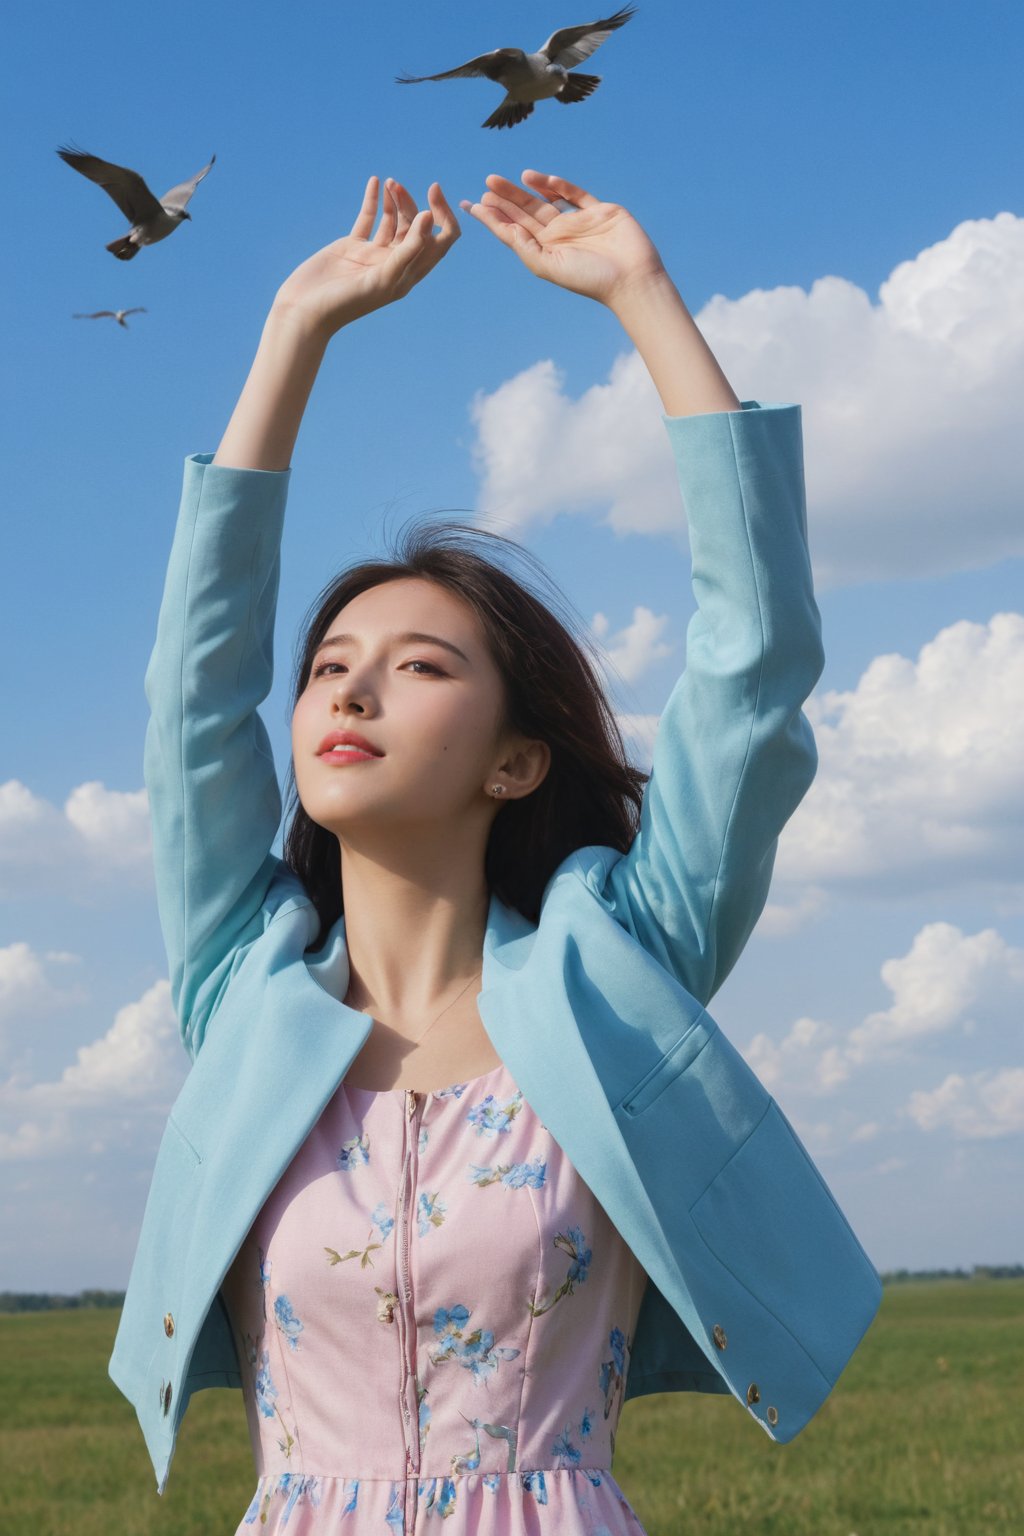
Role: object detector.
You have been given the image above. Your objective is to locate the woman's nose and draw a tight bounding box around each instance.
[331,677,373,714]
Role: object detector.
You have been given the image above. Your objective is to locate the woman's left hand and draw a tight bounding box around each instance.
[460,171,666,309]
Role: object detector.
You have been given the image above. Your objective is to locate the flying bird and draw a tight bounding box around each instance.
[396,5,637,129]
[72,308,148,328]
[56,145,216,260]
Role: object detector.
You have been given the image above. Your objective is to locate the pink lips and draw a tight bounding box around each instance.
[317,729,384,761]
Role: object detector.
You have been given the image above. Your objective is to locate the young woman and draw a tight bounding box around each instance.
[110,171,882,1533]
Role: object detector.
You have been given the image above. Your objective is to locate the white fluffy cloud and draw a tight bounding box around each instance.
[847,922,1024,1064]
[470,213,1024,587]
[0,979,184,1161]
[740,923,1024,1145]
[0,942,82,1065]
[906,1069,1024,1140]
[0,778,151,896]
[592,605,675,687]
[774,613,1024,896]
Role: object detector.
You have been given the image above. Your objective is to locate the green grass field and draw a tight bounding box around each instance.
[2,1280,1020,1535]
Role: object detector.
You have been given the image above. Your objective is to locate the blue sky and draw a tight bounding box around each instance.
[2,1,1022,1288]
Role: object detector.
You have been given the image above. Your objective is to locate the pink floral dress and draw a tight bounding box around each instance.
[222,1058,650,1534]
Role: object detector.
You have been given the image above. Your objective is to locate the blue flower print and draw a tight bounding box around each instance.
[434,1082,470,1101]
[341,1480,359,1516]
[580,1405,594,1440]
[419,1477,457,1517]
[278,1474,322,1526]
[418,1125,429,1152]
[417,1190,447,1235]
[521,1470,548,1504]
[599,1325,630,1419]
[384,1483,402,1528]
[482,1473,502,1493]
[371,1200,395,1241]
[337,1131,370,1171]
[429,1302,521,1383]
[431,1302,471,1356]
[528,1226,592,1316]
[254,1350,278,1418]
[466,1088,523,1137]
[274,1293,304,1351]
[468,1155,547,1189]
[552,1423,582,1467]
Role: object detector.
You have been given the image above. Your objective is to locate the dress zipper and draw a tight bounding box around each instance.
[396,1088,423,1532]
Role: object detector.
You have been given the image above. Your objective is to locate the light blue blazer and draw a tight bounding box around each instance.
[109,402,882,1493]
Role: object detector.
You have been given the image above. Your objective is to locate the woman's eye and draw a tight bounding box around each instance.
[310,659,443,680]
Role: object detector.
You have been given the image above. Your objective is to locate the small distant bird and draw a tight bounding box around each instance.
[56,145,215,260]
[396,4,637,129]
[72,307,147,328]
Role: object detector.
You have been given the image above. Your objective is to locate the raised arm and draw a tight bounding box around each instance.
[462,172,823,1003]
[147,178,460,1055]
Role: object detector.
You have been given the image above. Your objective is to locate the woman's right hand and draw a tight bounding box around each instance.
[271,176,460,340]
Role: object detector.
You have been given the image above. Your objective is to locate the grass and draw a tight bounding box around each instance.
[1,1280,1020,1534]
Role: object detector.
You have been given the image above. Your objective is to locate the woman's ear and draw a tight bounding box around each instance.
[492,737,551,801]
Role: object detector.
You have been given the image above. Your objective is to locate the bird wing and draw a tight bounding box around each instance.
[396,49,520,84]
[57,146,164,224]
[538,4,637,67]
[159,154,216,213]
[123,307,148,316]
[72,311,116,319]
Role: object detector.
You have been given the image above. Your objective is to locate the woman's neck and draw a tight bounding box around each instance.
[338,842,490,1022]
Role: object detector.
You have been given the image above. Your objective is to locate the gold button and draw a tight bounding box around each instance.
[746,1382,760,1406]
[163,1312,175,1338]
[712,1323,727,1350]
[767,1406,779,1426]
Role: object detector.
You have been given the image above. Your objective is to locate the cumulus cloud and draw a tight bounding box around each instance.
[847,922,1024,1064]
[470,213,1024,587]
[592,606,675,687]
[0,942,82,1066]
[740,923,1024,1137]
[0,778,151,897]
[774,613,1024,896]
[906,1069,1024,1140]
[0,979,185,1161]
[744,1015,851,1095]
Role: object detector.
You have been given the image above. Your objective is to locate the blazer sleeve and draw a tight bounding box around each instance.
[601,401,825,1006]
[144,451,291,1057]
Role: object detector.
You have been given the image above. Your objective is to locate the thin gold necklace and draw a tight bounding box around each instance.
[349,966,483,1047]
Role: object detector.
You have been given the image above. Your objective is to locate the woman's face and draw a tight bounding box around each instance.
[292,576,537,841]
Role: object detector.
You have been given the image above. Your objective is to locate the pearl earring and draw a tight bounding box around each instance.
[491,784,506,796]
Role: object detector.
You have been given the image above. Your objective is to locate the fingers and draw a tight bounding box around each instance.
[482,172,560,227]
[521,170,598,209]
[389,183,461,282]
[426,180,461,245]
[349,175,380,239]
[373,182,399,245]
[459,196,541,257]
[386,178,418,241]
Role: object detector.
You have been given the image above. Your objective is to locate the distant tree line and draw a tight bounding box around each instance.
[0,1289,125,1313]
[880,1264,1024,1284]
[2,1266,1023,1312]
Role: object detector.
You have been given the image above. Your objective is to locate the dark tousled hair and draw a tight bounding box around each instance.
[282,515,648,950]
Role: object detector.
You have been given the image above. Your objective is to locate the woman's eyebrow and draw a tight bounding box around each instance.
[314,631,471,665]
